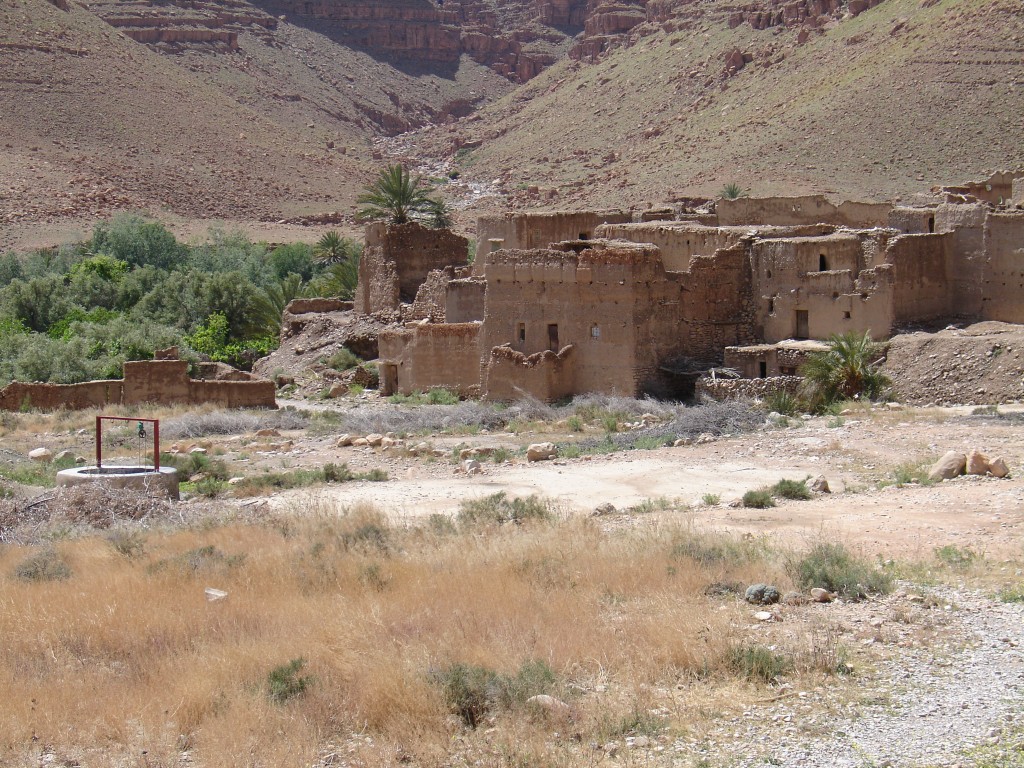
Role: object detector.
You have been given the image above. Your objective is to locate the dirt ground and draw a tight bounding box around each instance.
[245,403,1024,559]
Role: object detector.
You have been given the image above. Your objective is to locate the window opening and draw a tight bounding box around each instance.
[547,324,559,351]
[819,254,828,271]
[517,323,526,343]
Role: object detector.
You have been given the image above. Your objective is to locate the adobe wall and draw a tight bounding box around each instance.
[378,322,482,396]
[981,212,1024,323]
[884,233,954,324]
[359,222,468,309]
[0,360,276,412]
[676,243,757,365]
[753,235,893,341]
[480,242,671,398]
[483,345,576,402]
[717,196,891,227]
[594,223,742,271]
[939,171,1022,205]
[1013,177,1024,207]
[724,341,826,378]
[354,243,400,316]
[445,277,486,322]
[888,207,937,234]
[284,298,352,314]
[0,380,122,411]
[475,210,631,263]
[935,202,988,316]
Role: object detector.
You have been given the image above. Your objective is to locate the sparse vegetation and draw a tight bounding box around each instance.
[267,658,313,703]
[800,331,891,410]
[14,547,71,582]
[457,492,553,527]
[788,541,893,599]
[728,643,790,684]
[742,488,776,508]
[720,182,748,200]
[771,477,812,500]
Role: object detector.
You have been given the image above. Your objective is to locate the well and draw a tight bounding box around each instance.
[57,465,180,500]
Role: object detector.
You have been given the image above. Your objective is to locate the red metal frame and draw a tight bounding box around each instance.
[95,416,160,470]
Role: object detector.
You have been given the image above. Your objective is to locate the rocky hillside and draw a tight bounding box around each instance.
[2,0,1023,244]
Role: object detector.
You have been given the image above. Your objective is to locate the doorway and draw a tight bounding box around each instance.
[547,324,559,351]
[795,310,809,339]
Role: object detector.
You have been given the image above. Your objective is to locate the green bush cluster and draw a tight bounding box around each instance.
[0,215,362,384]
[788,542,893,599]
[433,659,558,728]
[457,492,553,527]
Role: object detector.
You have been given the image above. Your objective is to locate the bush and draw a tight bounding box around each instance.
[457,492,552,527]
[701,493,721,506]
[267,658,312,703]
[788,542,892,599]
[728,644,790,684]
[15,547,72,582]
[90,214,186,271]
[764,390,803,416]
[433,659,557,728]
[771,478,812,500]
[742,489,775,508]
[934,544,979,570]
[325,348,361,371]
[800,331,891,410]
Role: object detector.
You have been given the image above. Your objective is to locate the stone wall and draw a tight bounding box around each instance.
[696,375,802,401]
[981,212,1024,323]
[483,344,576,402]
[935,202,989,317]
[595,222,744,271]
[0,359,276,412]
[408,268,452,321]
[475,210,631,263]
[888,207,937,234]
[285,298,353,315]
[717,195,891,227]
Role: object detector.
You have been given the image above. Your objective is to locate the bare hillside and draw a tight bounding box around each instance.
[409,0,1024,212]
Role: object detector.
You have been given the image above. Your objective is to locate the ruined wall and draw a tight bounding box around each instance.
[696,375,802,401]
[0,360,276,412]
[676,243,756,365]
[935,202,988,316]
[358,222,468,313]
[724,341,826,378]
[594,223,743,271]
[981,212,1024,323]
[939,171,1022,206]
[378,323,482,396]
[285,298,352,314]
[475,210,631,263]
[718,195,891,227]
[408,268,452,321]
[884,233,954,324]
[888,207,937,234]
[446,277,486,322]
[754,235,893,341]
[480,242,675,398]
[483,345,576,402]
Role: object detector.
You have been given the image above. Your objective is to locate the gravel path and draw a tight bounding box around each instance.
[721,589,1024,768]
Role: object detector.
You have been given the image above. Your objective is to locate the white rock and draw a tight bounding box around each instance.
[204,587,228,602]
[754,611,775,621]
[525,694,571,716]
[335,434,353,447]
[28,447,53,462]
[928,451,966,481]
[462,459,482,475]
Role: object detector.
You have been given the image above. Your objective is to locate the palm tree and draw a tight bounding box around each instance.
[799,330,891,408]
[356,164,439,226]
[313,231,358,265]
[720,182,747,200]
[426,197,454,229]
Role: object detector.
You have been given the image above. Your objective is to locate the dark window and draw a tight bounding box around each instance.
[517,323,526,343]
[928,216,935,233]
[547,324,559,351]
[843,311,851,319]
[578,232,589,240]
[758,361,767,378]
[819,254,828,271]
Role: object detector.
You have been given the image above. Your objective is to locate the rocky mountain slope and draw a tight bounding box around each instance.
[2,0,1023,244]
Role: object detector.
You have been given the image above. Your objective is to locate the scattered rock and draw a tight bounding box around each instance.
[54,449,75,462]
[352,437,369,447]
[989,457,1010,478]
[188,447,207,455]
[336,434,353,447]
[380,437,397,449]
[928,451,966,481]
[782,590,808,605]
[365,433,384,447]
[745,583,781,605]
[754,610,776,621]
[810,475,831,493]
[28,447,53,462]
[462,459,482,474]
[810,587,835,603]
[526,442,557,462]
[256,428,281,438]
[328,383,349,398]
[593,502,617,516]
[525,694,571,716]
[673,437,693,447]
[966,449,990,476]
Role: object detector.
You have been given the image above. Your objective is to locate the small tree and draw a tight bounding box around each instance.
[720,182,747,200]
[356,164,448,227]
[312,231,358,266]
[799,330,890,409]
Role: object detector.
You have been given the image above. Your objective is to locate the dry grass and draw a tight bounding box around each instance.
[0,499,804,767]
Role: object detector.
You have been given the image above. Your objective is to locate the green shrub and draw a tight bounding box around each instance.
[728,644,790,684]
[15,547,72,582]
[701,493,721,506]
[325,348,361,371]
[771,478,812,500]
[566,415,584,432]
[720,182,747,200]
[427,387,459,405]
[788,542,892,599]
[267,658,312,703]
[433,659,557,728]
[669,529,762,567]
[742,489,776,509]
[458,492,553,527]
[764,390,802,416]
[997,584,1024,603]
[934,544,979,570]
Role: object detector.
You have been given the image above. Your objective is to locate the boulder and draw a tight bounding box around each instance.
[352,437,369,447]
[365,434,384,447]
[745,583,781,605]
[810,587,835,603]
[336,434,353,447]
[989,457,1010,478]
[525,694,571,716]
[54,449,75,462]
[28,447,53,462]
[928,451,966,481]
[527,442,557,462]
[593,502,617,516]
[328,383,349,398]
[810,475,831,493]
[966,450,990,476]
[462,459,482,475]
